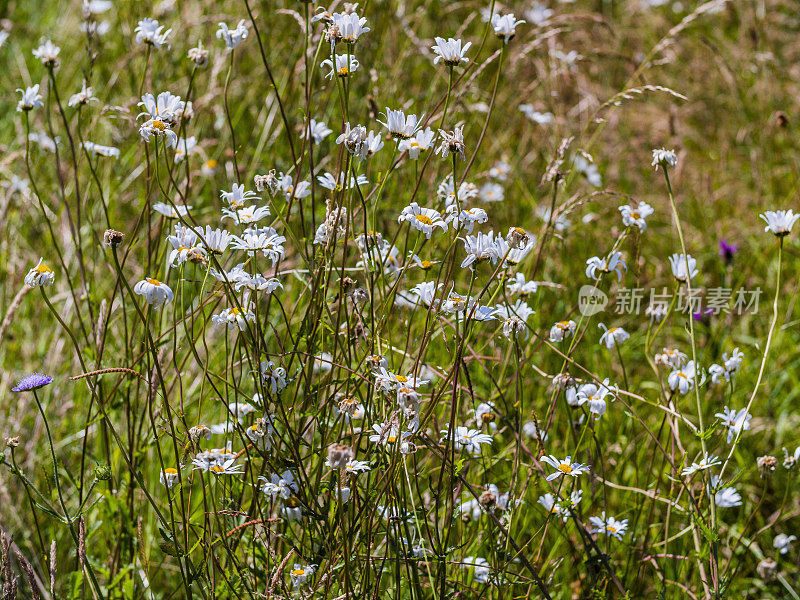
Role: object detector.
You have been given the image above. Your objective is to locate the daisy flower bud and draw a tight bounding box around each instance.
[25,258,55,287]
[187,41,208,66]
[651,147,678,170]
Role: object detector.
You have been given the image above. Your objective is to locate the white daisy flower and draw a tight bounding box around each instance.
[32,39,61,67]
[212,306,254,331]
[651,147,678,169]
[668,253,698,284]
[83,141,120,158]
[761,209,800,237]
[399,127,436,159]
[549,320,576,342]
[135,18,171,49]
[681,452,720,476]
[133,277,174,308]
[491,13,525,42]
[619,201,655,232]
[667,360,695,395]
[153,202,191,218]
[302,118,333,144]
[585,252,626,281]
[589,512,629,540]
[541,455,590,481]
[432,37,471,66]
[598,323,629,349]
[17,85,43,112]
[24,258,55,287]
[321,53,360,78]
[398,203,448,238]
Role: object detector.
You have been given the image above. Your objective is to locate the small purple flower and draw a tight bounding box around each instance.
[719,239,738,265]
[692,308,714,324]
[12,373,53,392]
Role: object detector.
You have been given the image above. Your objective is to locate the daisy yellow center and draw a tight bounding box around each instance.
[230,307,241,316]
[338,67,349,75]
[387,435,397,443]
[607,526,617,533]
[151,119,167,131]
[395,375,408,383]
[410,142,420,147]
[35,264,52,274]
[631,211,640,219]
[415,214,433,225]
[205,159,218,168]
[559,321,570,328]
[209,465,224,473]
[292,569,305,576]
[558,463,573,474]
[420,260,433,269]
[146,278,161,285]
[164,468,178,474]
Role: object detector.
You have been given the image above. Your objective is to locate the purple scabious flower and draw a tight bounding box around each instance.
[719,239,738,265]
[12,373,53,392]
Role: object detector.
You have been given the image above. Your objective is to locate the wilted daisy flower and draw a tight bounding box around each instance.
[160,467,179,488]
[682,453,720,476]
[17,85,43,112]
[773,534,797,555]
[24,258,55,287]
[212,306,254,331]
[618,203,654,233]
[139,118,177,145]
[436,125,466,161]
[585,252,626,281]
[302,118,333,144]
[461,231,500,268]
[669,253,698,284]
[541,455,590,481]
[321,53,360,78]
[589,513,629,540]
[259,360,287,394]
[133,277,174,309]
[444,206,488,234]
[398,203,447,238]
[598,323,629,349]
[188,425,212,442]
[432,37,471,66]
[714,407,751,443]
[67,81,98,107]
[495,300,535,339]
[651,148,678,169]
[153,202,191,218]
[760,210,800,237]
[491,13,525,42]
[667,360,695,394]
[549,320,576,343]
[328,12,370,44]
[217,20,248,49]
[11,373,53,392]
[83,141,120,158]
[134,18,171,49]
[655,348,687,369]
[32,39,60,67]
[783,447,800,469]
[187,41,208,66]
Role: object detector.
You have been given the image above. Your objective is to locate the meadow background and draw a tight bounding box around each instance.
[0,0,799,598]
